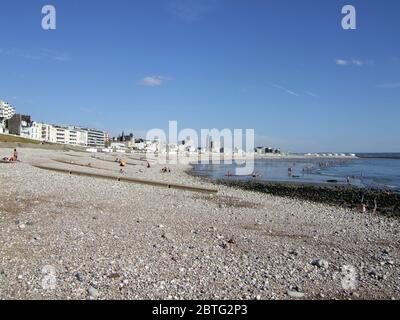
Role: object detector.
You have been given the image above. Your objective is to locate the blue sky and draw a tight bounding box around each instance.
[0,0,399,152]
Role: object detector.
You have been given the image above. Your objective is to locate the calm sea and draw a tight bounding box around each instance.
[192,153,400,192]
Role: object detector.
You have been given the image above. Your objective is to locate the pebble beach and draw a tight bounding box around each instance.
[0,147,399,300]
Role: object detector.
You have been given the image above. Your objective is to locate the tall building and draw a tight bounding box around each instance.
[8,114,32,136]
[0,98,107,147]
[86,128,106,147]
[68,127,88,146]
[0,101,16,134]
[40,123,57,143]
[54,126,68,144]
[0,101,16,120]
[39,124,91,146]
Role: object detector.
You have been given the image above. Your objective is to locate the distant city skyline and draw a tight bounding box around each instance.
[1,0,399,153]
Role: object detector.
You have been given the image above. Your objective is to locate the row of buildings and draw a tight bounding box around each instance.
[110,132,282,156]
[0,100,108,148]
[1,100,282,154]
[255,147,282,154]
[110,133,228,154]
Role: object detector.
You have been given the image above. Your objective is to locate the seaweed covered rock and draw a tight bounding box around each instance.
[217,179,400,218]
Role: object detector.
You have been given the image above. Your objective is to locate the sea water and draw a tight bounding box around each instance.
[192,153,400,192]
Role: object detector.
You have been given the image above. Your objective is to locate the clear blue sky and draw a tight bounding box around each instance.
[0,0,399,152]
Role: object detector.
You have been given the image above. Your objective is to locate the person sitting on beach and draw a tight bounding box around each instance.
[4,149,18,162]
[12,149,18,161]
[119,160,126,167]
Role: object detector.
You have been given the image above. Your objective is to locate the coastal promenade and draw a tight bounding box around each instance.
[0,147,399,299]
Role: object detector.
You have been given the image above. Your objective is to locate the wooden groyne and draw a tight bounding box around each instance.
[32,164,218,194]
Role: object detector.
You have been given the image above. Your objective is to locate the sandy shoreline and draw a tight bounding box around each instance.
[0,147,399,300]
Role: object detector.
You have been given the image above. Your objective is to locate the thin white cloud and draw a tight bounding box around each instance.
[352,59,363,66]
[377,82,400,89]
[335,59,373,66]
[140,76,172,87]
[41,48,71,62]
[305,91,319,98]
[286,90,299,97]
[273,84,299,97]
[169,0,214,21]
[0,47,71,62]
[335,59,349,66]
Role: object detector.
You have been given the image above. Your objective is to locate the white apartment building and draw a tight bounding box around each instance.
[39,125,90,146]
[0,101,16,120]
[20,121,42,140]
[0,101,15,134]
[67,126,88,146]
[37,124,102,147]
[86,128,106,147]
[40,123,57,143]
[0,99,106,147]
[29,122,42,141]
[55,126,69,144]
